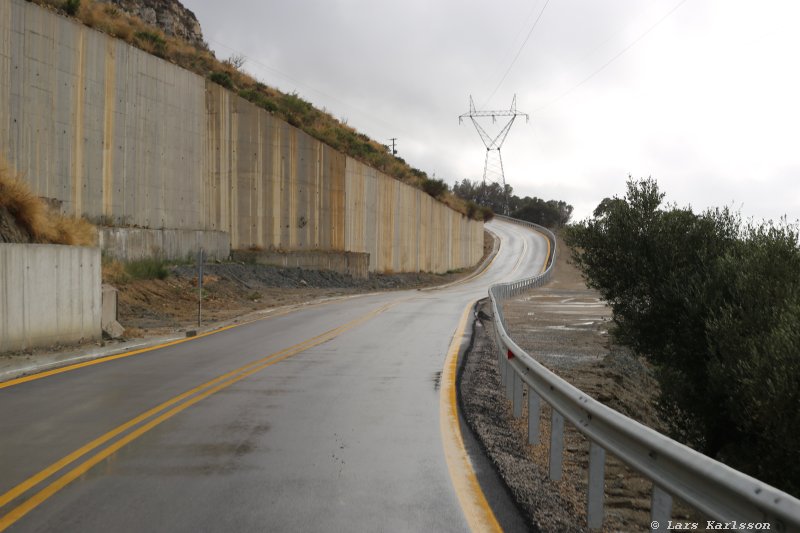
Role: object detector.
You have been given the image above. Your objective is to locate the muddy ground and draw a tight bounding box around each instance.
[460,238,703,532]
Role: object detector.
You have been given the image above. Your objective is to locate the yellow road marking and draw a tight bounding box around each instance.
[440,304,503,533]
[538,229,552,275]
[0,294,358,390]
[0,301,396,532]
[0,324,237,390]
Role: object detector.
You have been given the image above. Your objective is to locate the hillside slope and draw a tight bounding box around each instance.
[95,0,204,47]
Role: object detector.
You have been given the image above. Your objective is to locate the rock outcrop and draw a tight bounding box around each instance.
[96,0,205,47]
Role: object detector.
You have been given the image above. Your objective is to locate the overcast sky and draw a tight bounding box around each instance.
[183,0,800,222]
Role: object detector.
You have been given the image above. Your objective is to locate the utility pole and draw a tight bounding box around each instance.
[388,138,398,155]
[459,95,528,215]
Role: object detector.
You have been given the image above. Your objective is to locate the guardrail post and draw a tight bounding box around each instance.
[512,372,523,418]
[650,485,673,532]
[587,442,606,530]
[498,343,506,382]
[549,410,565,480]
[505,363,514,400]
[528,390,541,445]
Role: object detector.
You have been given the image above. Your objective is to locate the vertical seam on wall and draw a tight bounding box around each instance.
[72,27,85,216]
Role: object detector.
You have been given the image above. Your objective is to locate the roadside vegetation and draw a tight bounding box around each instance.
[102,256,171,284]
[565,177,800,496]
[31,0,489,220]
[0,158,95,245]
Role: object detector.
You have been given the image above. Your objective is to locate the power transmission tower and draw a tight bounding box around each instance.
[388,138,398,155]
[459,95,528,214]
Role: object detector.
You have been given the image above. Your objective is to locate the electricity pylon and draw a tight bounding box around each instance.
[459,95,528,214]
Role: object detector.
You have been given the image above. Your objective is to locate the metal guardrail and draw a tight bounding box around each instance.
[488,215,800,532]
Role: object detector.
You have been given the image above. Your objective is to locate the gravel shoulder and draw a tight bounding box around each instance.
[460,237,701,532]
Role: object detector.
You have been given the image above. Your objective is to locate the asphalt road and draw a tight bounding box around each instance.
[0,219,548,533]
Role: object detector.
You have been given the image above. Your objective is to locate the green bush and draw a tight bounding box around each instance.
[465,200,479,219]
[134,31,167,58]
[421,177,448,199]
[566,178,800,496]
[238,89,277,113]
[125,258,170,280]
[208,71,234,90]
[63,0,80,16]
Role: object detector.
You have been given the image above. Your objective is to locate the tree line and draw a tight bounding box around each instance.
[565,178,800,496]
[452,179,573,227]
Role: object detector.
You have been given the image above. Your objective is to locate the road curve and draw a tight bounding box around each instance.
[0,219,547,532]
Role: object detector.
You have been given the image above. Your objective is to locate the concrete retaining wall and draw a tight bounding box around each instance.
[2,0,483,274]
[207,84,484,272]
[231,250,369,279]
[0,0,206,230]
[206,85,347,252]
[344,158,483,272]
[98,227,230,261]
[0,244,101,351]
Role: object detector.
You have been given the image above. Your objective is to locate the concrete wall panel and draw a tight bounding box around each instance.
[342,157,483,273]
[230,250,369,279]
[2,0,205,229]
[0,244,101,352]
[205,84,350,252]
[98,227,230,262]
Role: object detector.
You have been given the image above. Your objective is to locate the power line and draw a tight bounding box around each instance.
[566,0,660,73]
[482,0,550,109]
[484,1,542,88]
[533,0,688,116]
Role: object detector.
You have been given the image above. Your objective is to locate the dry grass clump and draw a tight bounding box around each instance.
[0,160,96,246]
[102,257,129,284]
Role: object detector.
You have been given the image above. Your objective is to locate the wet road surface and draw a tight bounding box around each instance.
[0,219,547,532]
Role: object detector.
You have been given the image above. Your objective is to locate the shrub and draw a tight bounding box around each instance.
[63,0,80,16]
[102,257,130,285]
[209,71,234,90]
[421,177,448,199]
[566,177,800,496]
[238,89,277,113]
[124,258,170,280]
[465,200,479,219]
[134,30,167,58]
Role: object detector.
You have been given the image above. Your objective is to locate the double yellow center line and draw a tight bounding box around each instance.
[0,301,397,532]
